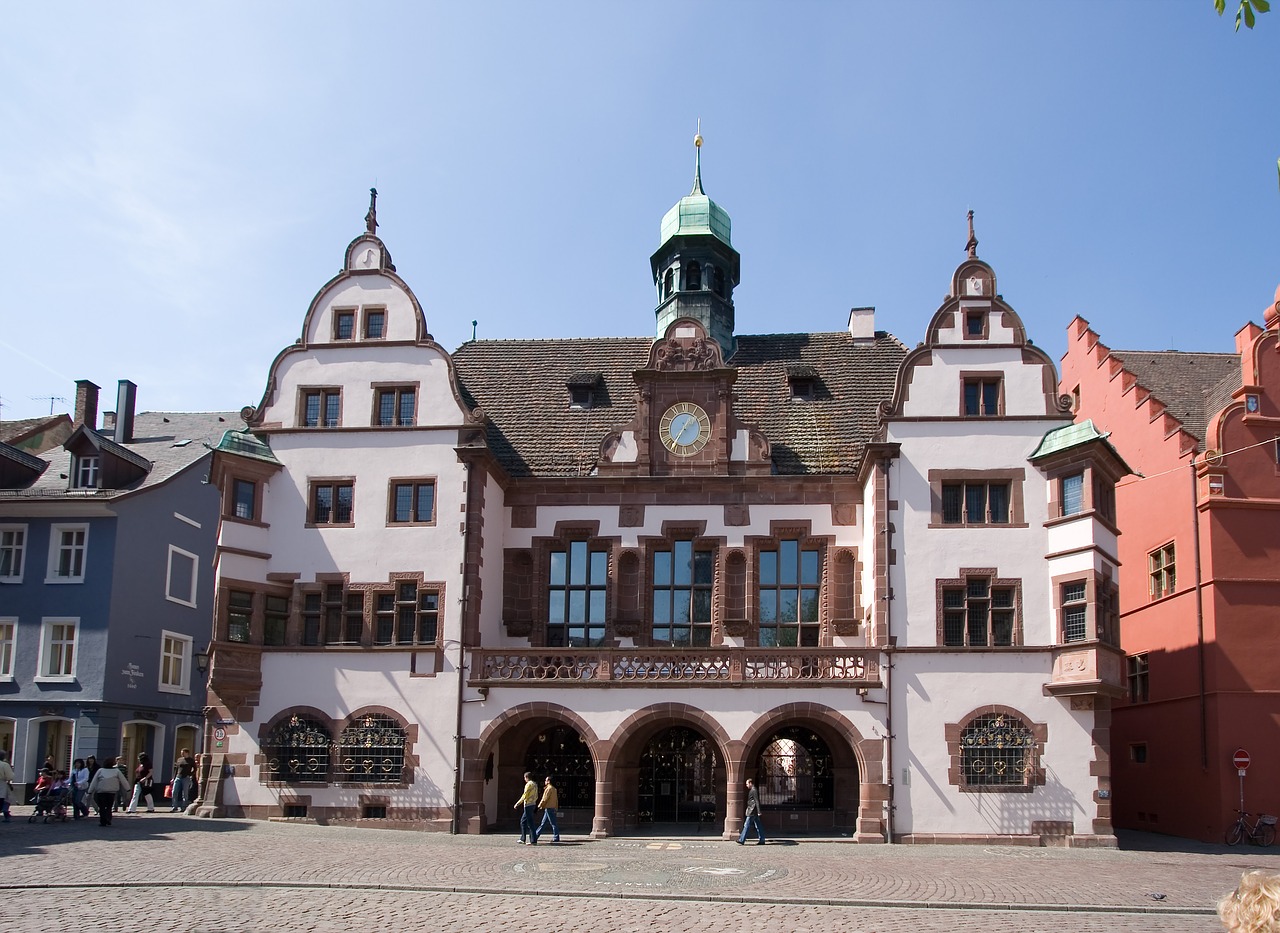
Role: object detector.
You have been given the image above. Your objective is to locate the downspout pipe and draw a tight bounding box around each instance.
[882,454,896,844]
[452,460,474,834]
[1190,457,1208,771]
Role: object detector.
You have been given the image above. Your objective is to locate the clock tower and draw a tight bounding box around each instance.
[650,131,741,359]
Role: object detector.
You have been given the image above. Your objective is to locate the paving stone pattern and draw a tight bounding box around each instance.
[4,813,1277,932]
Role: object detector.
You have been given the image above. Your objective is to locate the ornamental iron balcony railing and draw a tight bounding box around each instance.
[470,647,881,687]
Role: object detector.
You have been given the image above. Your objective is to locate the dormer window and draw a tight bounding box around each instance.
[567,373,602,410]
[684,260,702,291]
[334,311,355,340]
[73,455,100,490]
[786,365,819,402]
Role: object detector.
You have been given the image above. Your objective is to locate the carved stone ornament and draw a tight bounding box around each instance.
[832,504,857,526]
[619,505,645,527]
[614,619,640,638]
[724,504,750,526]
[832,617,862,637]
[654,335,723,371]
[1055,394,1075,413]
[722,618,750,638]
[240,406,257,424]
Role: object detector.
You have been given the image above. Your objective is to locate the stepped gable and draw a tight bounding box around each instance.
[452,330,906,478]
[1108,350,1240,446]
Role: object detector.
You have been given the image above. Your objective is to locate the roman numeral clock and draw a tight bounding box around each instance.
[659,401,712,456]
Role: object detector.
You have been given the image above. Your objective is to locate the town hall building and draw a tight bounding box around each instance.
[204,143,1126,844]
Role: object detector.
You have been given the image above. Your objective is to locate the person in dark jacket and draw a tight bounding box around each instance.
[736,777,765,845]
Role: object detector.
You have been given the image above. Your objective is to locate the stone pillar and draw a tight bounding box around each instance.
[591,757,612,838]
[723,757,744,840]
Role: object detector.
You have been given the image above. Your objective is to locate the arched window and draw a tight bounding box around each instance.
[960,712,1036,788]
[684,260,701,291]
[663,269,674,299]
[337,713,407,783]
[264,713,331,782]
[756,726,832,809]
[713,266,725,297]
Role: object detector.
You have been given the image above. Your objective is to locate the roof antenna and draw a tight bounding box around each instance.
[365,187,378,234]
[29,395,68,416]
[965,209,978,259]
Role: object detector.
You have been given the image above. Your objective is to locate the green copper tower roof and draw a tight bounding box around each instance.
[658,135,732,248]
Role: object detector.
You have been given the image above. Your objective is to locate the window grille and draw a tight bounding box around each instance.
[265,714,331,782]
[960,713,1035,787]
[337,714,406,783]
[1061,473,1084,516]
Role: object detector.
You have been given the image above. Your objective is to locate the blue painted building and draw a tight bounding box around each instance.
[0,379,230,793]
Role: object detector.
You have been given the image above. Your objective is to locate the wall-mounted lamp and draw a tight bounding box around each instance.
[195,645,211,674]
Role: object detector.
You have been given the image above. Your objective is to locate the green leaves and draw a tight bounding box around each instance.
[1216,0,1270,30]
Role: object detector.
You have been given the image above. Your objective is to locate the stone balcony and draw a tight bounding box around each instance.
[470,647,882,687]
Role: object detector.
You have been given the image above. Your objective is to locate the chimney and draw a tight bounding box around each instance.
[102,412,117,433]
[848,307,876,343]
[74,380,100,429]
[115,380,137,444]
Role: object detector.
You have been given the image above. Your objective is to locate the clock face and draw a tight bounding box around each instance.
[660,402,711,456]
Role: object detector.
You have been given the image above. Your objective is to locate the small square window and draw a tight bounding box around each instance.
[1129,743,1148,764]
[301,389,341,428]
[364,310,385,339]
[334,311,355,340]
[964,311,985,337]
[389,481,436,524]
[375,387,416,426]
[310,481,355,525]
[963,377,1002,416]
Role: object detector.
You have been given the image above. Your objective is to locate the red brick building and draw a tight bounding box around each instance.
[1060,286,1280,842]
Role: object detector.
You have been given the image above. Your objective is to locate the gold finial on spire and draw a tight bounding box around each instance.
[965,209,978,259]
[365,187,378,235]
[691,119,705,196]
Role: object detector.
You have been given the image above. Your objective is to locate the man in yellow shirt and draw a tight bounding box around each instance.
[534,775,560,843]
[514,771,539,844]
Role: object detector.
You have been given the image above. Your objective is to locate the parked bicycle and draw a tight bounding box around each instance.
[1226,810,1276,847]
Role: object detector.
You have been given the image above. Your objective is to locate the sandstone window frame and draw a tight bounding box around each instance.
[927,469,1027,529]
[946,706,1046,793]
[937,568,1022,648]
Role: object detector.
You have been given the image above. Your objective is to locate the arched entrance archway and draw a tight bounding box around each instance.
[740,705,876,837]
[637,726,719,828]
[523,724,594,814]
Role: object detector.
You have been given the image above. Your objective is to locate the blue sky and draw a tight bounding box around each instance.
[1,1,1276,421]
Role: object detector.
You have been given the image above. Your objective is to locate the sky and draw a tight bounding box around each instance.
[1,1,1277,422]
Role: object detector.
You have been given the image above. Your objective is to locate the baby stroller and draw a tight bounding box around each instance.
[29,784,69,823]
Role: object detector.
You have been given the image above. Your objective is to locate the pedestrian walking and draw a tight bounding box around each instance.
[534,775,560,843]
[113,757,130,812]
[171,748,196,811]
[71,758,90,818]
[0,750,14,822]
[514,771,539,844]
[126,752,158,812]
[736,777,765,845]
[86,756,131,826]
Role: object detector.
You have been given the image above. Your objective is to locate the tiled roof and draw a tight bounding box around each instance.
[451,331,907,477]
[1109,350,1241,446]
[0,416,56,443]
[0,410,238,499]
[0,441,47,473]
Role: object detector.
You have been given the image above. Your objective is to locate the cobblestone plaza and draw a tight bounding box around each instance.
[4,814,1276,931]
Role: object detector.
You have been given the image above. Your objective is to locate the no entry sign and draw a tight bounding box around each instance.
[1233,748,1251,770]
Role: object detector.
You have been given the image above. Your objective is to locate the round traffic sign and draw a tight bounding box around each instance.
[1233,748,1251,770]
